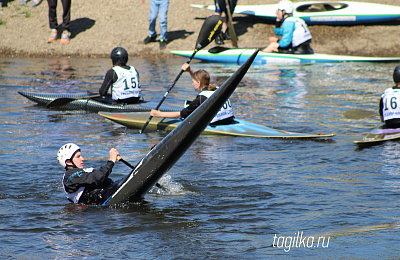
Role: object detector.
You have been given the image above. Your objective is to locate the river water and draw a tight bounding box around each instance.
[0,56,399,259]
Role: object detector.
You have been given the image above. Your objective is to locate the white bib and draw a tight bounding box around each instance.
[381,88,400,121]
[111,66,141,100]
[63,167,94,204]
[287,17,312,47]
[200,90,234,123]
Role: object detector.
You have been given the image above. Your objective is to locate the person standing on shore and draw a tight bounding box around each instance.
[46,0,71,44]
[264,0,313,54]
[379,64,400,128]
[142,0,169,50]
[213,0,237,45]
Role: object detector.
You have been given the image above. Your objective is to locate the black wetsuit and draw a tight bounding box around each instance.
[63,161,115,204]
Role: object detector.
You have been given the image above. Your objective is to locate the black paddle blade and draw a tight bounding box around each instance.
[208,46,232,54]
[45,94,101,108]
[195,15,223,51]
[46,97,75,108]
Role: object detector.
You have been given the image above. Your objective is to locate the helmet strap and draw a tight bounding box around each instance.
[65,159,78,169]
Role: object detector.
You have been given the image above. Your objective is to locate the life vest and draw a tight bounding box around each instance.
[63,167,94,204]
[286,17,312,47]
[199,89,234,123]
[111,66,141,100]
[381,87,400,121]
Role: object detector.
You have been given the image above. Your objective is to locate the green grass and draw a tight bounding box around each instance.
[0,20,6,26]
[23,11,31,18]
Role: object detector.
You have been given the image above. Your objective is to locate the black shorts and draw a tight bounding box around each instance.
[216,0,238,15]
[278,40,314,55]
[116,97,141,104]
[384,118,400,129]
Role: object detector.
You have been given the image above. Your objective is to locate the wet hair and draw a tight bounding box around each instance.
[193,69,217,91]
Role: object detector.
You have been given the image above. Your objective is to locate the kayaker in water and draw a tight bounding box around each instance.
[150,63,236,126]
[57,143,119,204]
[99,47,142,104]
[379,64,400,128]
[264,0,313,54]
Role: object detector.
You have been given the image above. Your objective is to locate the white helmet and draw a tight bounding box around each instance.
[277,0,294,14]
[57,143,80,169]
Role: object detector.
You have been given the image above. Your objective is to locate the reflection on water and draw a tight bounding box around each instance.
[0,57,399,258]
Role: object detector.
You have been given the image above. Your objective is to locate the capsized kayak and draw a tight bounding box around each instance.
[354,125,400,146]
[192,1,400,26]
[98,111,335,139]
[18,91,180,113]
[100,50,259,205]
[171,48,400,65]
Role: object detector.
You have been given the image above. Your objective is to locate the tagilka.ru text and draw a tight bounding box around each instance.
[273,231,330,252]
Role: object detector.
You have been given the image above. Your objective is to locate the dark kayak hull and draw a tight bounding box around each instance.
[18,91,180,113]
[101,50,259,205]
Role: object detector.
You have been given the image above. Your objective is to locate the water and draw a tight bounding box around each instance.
[0,56,399,259]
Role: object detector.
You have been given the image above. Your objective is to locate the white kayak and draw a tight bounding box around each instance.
[171,47,400,65]
[192,1,400,25]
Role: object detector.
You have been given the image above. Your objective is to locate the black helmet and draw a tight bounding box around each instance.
[393,64,400,84]
[110,47,128,66]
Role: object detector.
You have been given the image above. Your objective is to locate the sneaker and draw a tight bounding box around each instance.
[215,34,224,45]
[222,31,231,40]
[60,30,70,44]
[47,29,58,43]
[19,0,29,6]
[159,39,167,50]
[30,0,42,7]
[143,35,156,44]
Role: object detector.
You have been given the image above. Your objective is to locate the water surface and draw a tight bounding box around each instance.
[0,57,399,259]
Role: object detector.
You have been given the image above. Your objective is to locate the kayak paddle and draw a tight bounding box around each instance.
[208,46,265,54]
[46,94,101,108]
[117,155,166,190]
[139,14,224,134]
[224,0,238,48]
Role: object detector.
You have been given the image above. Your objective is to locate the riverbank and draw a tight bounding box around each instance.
[0,0,399,58]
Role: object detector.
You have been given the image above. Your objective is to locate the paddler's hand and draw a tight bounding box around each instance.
[276,9,283,21]
[269,36,278,43]
[150,109,162,117]
[181,63,190,72]
[109,148,120,163]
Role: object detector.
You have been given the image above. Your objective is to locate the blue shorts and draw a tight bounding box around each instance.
[214,0,221,14]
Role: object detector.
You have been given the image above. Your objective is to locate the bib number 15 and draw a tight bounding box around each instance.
[123,77,140,90]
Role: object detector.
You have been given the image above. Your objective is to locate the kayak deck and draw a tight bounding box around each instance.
[99,112,335,138]
[18,91,180,113]
[192,2,400,26]
[354,126,400,145]
[171,49,400,65]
